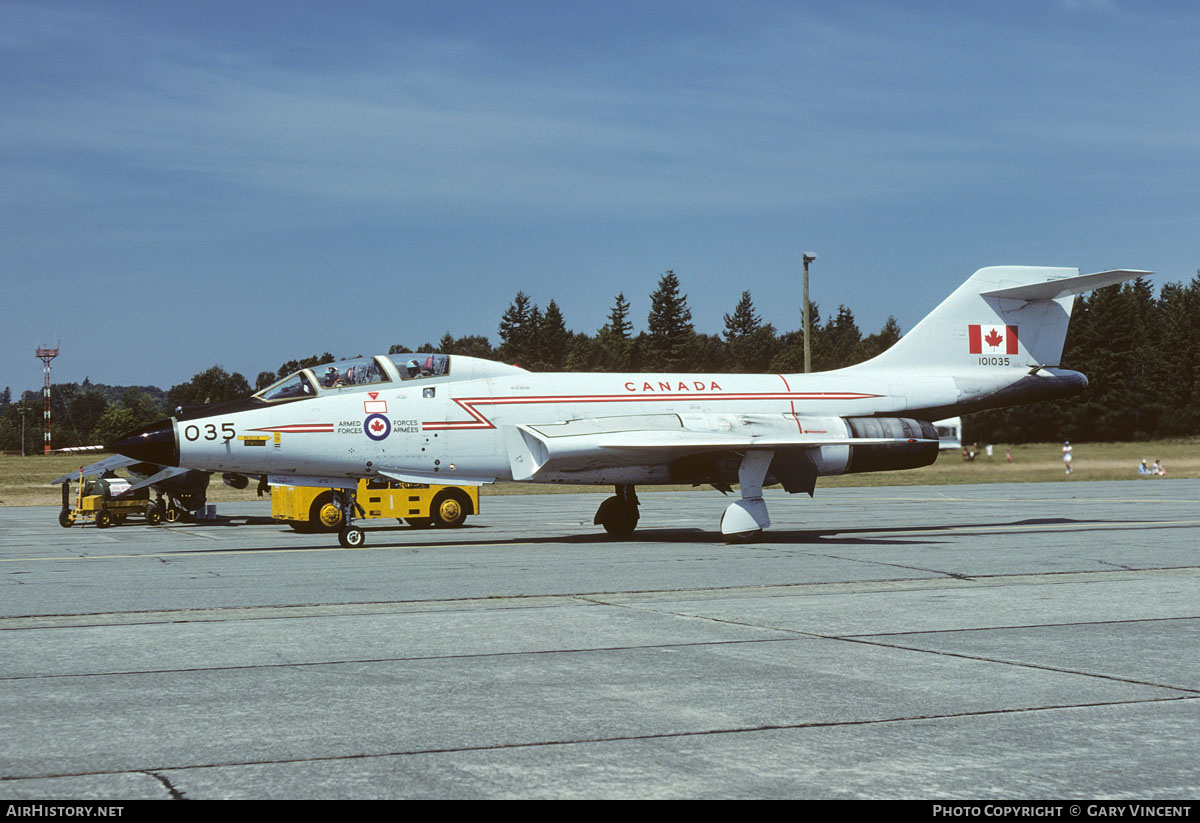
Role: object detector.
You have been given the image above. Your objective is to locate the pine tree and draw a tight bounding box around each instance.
[498,291,537,366]
[596,292,635,372]
[536,300,570,371]
[814,305,863,371]
[645,271,695,371]
[857,316,902,362]
[723,291,777,372]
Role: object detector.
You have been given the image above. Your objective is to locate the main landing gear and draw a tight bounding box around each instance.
[594,484,640,536]
[592,451,776,543]
[719,449,773,543]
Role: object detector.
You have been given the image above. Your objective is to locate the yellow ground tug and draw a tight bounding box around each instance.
[59,470,162,528]
[271,479,478,533]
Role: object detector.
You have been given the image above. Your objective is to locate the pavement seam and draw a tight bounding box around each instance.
[2,695,1195,784]
[578,598,1200,696]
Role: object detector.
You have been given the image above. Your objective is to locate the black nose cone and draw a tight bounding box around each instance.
[109,418,179,467]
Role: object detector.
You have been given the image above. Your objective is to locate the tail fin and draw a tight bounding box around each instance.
[860,266,1150,370]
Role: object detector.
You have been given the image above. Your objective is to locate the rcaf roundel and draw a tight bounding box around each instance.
[968,324,1018,354]
[364,413,391,441]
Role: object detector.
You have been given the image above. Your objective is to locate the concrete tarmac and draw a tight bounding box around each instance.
[1,480,1198,799]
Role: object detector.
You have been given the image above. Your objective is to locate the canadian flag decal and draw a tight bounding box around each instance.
[968,324,1019,354]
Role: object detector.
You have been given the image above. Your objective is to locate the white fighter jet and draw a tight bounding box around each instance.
[110,265,1146,546]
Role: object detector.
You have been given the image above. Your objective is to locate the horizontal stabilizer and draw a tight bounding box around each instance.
[981,269,1152,301]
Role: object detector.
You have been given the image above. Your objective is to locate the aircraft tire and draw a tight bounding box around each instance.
[146,505,162,526]
[164,505,183,523]
[338,527,365,548]
[430,489,470,528]
[595,495,639,537]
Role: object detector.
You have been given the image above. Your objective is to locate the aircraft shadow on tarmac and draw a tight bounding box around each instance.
[148,514,1190,555]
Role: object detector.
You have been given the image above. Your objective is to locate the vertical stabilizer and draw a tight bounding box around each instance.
[857,267,1148,371]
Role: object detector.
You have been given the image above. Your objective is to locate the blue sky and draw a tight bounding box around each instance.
[2,0,1197,393]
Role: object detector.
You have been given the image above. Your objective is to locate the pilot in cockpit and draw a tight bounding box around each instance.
[321,366,339,388]
[404,359,421,379]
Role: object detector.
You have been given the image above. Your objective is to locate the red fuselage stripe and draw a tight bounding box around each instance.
[422,391,880,431]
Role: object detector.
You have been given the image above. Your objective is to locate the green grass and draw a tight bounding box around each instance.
[8,438,1197,507]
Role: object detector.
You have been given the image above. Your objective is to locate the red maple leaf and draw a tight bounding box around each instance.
[983,328,1004,348]
[370,419,384,433]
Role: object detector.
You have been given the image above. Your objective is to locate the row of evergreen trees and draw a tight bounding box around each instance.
[410,270,902,375]
[3,271,1197,452]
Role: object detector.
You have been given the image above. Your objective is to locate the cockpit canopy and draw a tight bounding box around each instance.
[385,353,450,380]
[253,353,454,403]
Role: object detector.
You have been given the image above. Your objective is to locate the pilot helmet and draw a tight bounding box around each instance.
[405,359,420,378]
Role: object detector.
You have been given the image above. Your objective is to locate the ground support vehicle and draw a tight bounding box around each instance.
[58,471,162,528]
[271,479,478,533]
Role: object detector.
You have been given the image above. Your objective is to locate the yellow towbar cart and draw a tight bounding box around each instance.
[271,479,478,533]
[58,470,162,528]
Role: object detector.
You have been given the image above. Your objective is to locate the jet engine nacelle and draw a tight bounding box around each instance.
[770,415,939,486]
[666,415,939,491]
[838,416,940,474]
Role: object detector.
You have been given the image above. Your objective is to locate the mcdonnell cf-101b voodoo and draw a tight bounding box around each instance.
[111,265,1146,546]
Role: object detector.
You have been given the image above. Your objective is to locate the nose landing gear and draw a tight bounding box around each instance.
[335,487,367,548]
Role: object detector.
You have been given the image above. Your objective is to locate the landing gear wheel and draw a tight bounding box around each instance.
[594,486,640,537]
[164,505,183,523]
[338,527,365,548]
[146,505,162,526]
[431,489,470,528]
[95,509,113,529]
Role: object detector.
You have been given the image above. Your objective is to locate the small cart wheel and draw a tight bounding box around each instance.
[58,509,74,528]
[95,509,113,529]
[146,505,162,526]
[431,489,470,528]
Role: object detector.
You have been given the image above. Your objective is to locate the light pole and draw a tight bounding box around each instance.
[802,252,817,373]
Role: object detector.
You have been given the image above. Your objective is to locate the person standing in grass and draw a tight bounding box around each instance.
[1062,442,1073,475]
